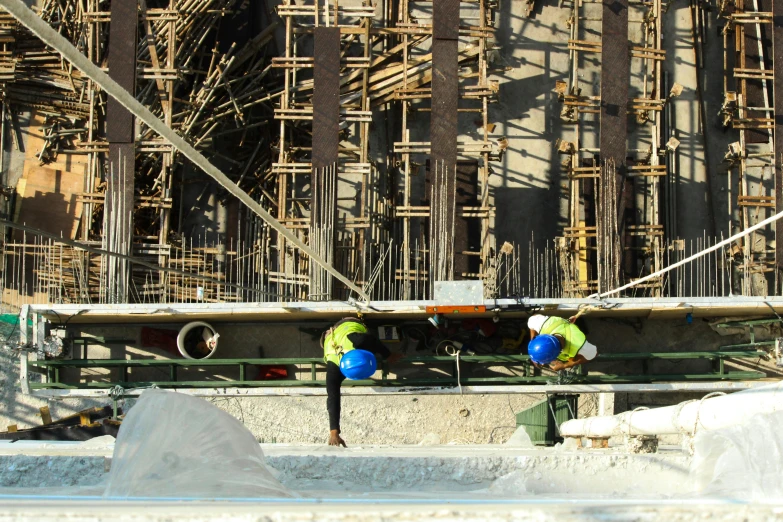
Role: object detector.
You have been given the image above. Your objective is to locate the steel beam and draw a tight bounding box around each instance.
[23,295,783,325]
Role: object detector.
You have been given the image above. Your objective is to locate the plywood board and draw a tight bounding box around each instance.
[106,0,138,143]
[14,164,86,240]
[433,0,460,40]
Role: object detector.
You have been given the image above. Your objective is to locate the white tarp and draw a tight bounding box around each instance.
[690,409,783,500]
[104,389,292,499]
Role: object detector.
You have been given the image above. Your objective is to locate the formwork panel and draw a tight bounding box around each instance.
[600,0,629,168]
[433,0,460,40]
[312,27,341,169]
[106,0,137,143]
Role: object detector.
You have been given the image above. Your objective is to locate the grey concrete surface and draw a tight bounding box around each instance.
[0,443,692,498]
[490,0,571,248]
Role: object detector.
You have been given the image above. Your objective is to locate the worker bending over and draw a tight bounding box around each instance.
[322,317,400,447]
[527,314,597,370]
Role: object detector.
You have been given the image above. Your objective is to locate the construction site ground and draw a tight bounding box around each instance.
[0,0,763,444]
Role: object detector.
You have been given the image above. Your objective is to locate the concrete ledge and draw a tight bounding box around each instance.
[25,296,783,324]
[28,381,769,399]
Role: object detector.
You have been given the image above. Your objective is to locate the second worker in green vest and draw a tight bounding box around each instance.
[527,314,597,370]
[322,317,402,447]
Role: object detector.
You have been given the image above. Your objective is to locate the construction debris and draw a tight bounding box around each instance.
[0,406,120,441]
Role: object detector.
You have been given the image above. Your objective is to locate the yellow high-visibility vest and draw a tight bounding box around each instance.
[541,316,586,362]
[323,321,367,365]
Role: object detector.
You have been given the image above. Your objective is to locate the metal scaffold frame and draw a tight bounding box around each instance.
[0,0,320,308]
[554,0,678,298]
[392,0,499,300]
[720,0,776,295]
[272,0,378,301]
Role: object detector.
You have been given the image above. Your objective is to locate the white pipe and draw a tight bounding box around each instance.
[560,380,783,438]
[0,0,370,303]
[177,321,219,360]
[590,207,783,298]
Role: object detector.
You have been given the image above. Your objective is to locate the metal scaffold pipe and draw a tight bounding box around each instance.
[0,0,371,304]
[559,380,783,438]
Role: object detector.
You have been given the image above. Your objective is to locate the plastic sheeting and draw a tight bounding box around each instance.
[504,426,534,447]
[690,409,783,501]
[104,389,292,499]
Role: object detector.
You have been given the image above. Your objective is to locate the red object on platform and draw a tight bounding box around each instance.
[140,327,180,356]
[256,365,289,380]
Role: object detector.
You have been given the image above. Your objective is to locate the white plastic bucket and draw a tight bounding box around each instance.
[177,321,219,360]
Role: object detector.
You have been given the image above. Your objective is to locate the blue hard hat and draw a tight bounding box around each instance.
[528,334,561,365]
[339,349,377,380]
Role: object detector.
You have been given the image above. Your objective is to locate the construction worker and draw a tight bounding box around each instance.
[322,318,401,447]
[526,314,597,370]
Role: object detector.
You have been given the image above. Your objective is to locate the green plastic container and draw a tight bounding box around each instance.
[515,394,578,446]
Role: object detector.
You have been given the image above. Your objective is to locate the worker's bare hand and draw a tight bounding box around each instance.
[386,353,403,365]
[549,360,566,371]
[568,316,577,324]
[328,430,346,447]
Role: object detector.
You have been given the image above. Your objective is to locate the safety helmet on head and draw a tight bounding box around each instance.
[527,334,561,365]
[339,349,377,380]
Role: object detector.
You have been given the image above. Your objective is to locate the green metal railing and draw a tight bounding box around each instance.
[27,350,767,390]
[717,318,782,350]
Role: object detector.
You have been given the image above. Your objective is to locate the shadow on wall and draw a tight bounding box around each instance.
[494,186,561,249]
[665,10,722,239]
[490,0,570,248]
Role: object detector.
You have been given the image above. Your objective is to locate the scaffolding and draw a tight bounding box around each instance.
[392,0,500,300]
[0,0,284,306]
[720,0,776,295]
[0,0,501,307]
[556,0,670,298]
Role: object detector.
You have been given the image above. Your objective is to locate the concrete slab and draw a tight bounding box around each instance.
[0,440,692,498]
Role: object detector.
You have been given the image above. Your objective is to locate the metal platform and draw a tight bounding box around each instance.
[26,351,765,396]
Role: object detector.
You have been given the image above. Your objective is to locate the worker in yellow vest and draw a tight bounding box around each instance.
[322,318,401,447]
[527,314,597,370]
